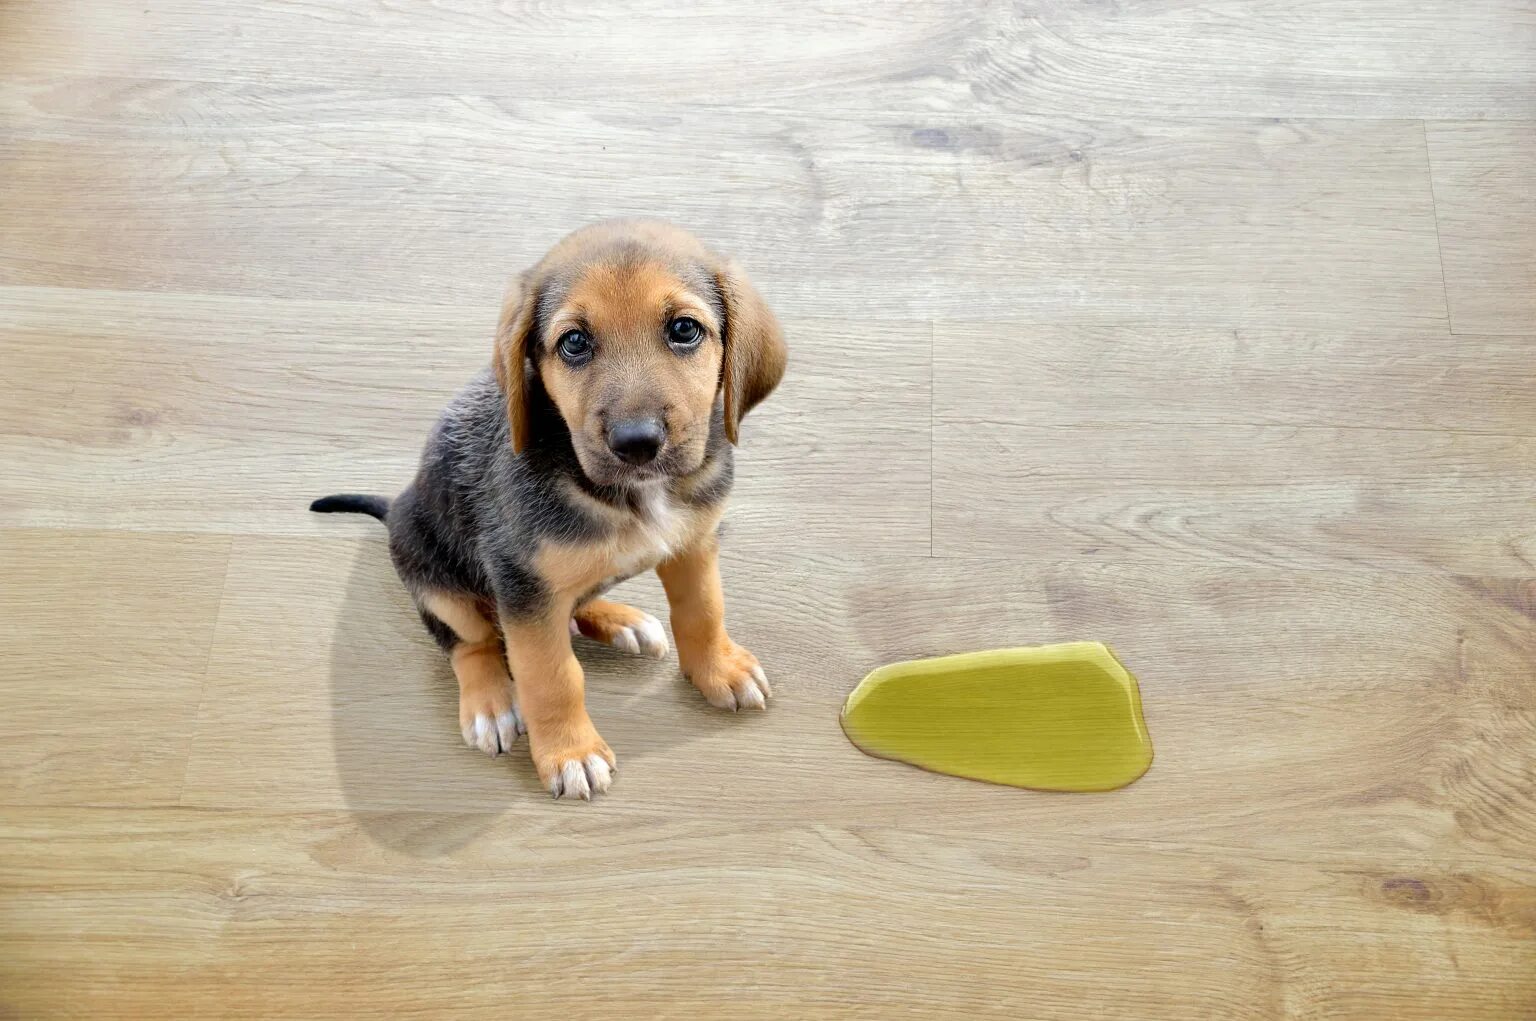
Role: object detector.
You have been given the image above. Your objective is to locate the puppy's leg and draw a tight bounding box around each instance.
[419,591,523,757]
[656,535,770,711]
[501,606,616,799]
[572,598,669,659]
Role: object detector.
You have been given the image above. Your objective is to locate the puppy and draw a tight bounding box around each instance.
[312,219,786,800]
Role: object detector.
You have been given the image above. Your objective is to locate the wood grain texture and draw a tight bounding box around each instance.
[6,0,1533,118]
[2,808,1532,1020]
[1427,122,1536,335]
[175,536,1536,873]
[3,0,1535,1016]
[0,530,230,806]
[933,420,1536,571]
[932,323,1536,571]
[0,80,1447,326]
[966,0,1536,120]
[934,326,1536,437]
[0,288,929,551]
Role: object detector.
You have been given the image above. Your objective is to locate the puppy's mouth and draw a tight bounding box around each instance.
[573,440,701,489]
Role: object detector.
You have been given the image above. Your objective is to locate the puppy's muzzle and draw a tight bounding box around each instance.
[606,417,666,466]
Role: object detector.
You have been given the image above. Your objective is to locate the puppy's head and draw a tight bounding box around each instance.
[494,220,786,488]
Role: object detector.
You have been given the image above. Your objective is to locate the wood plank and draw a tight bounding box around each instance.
[5,0,1533,118]
[2,808,1533,1020]
[182,537,1536,867]
[972,0,1536,120]
[0,529,230,806]
[932,420,1536,572]
[0,80,1447,327]
[931,324,1536,573]
[0,288,929,551]
[0,0,974,107]
[1427,122,1536,336]
[934,325,1536,437]
[931,324,1536,571]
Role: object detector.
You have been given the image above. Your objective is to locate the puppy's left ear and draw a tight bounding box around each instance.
[493,271,540,454]
[715,260,787,444]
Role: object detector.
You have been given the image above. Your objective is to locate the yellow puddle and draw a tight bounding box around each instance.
[839,642,1153,792]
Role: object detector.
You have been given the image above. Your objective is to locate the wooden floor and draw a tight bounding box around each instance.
[3,2,1534,1018]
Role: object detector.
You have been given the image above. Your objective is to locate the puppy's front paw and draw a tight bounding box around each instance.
[459,681,524,757]
[531,727,617,800]
[573,601,669,660]
[684,641,771,711]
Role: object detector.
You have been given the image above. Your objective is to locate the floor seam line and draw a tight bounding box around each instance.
[177,535,236,807]
[1421,119,1457,335]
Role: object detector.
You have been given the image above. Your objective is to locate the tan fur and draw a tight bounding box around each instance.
[495,220,784,459]
[714,259,788,443]
[500,609,613,790]
[450,640,518,740]
[539,259,722,478]
[423,591,516,744]
[535,501,723,603]
[420,590,496,645]
[493,273,538,454]
[573,598,657,645]
[656,535,767,709]
[520,498,734,769]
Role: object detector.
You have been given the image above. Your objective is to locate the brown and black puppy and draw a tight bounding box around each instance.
[312,219,786,799]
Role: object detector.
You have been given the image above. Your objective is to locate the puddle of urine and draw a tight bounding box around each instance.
[839,642,1153,793]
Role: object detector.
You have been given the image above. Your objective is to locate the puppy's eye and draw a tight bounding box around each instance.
[667,317,703,348]
[557,329,592,363]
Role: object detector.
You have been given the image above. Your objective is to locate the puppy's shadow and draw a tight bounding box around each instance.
[328,544,705,857]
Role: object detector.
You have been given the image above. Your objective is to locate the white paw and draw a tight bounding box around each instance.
[708,664,770,711]
[611,613,669,659]
[550,753,615,800]
[736,665,771,710]
[461,707,525,757]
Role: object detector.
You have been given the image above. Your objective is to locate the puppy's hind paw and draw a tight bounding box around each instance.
[573,601,669,660]
[612,613,669,660]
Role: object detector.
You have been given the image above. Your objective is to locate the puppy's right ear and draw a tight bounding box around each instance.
[493,272,539,454]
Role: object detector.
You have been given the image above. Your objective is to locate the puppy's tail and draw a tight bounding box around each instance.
[309,493,390,522]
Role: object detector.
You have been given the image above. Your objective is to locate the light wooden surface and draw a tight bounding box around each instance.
[2,2,1534,1018]
[1427,122,1536,334]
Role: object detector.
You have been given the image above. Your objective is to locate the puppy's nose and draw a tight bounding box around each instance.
[606,417,665,465]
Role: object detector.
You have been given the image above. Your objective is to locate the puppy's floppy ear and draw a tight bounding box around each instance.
[714,259,787,444]
[493,271,540,454]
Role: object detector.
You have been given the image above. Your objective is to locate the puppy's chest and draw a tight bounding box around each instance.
[610,488,696,575]
[539,490,709,599]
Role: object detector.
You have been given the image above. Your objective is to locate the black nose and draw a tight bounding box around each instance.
[606,418,665,465]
